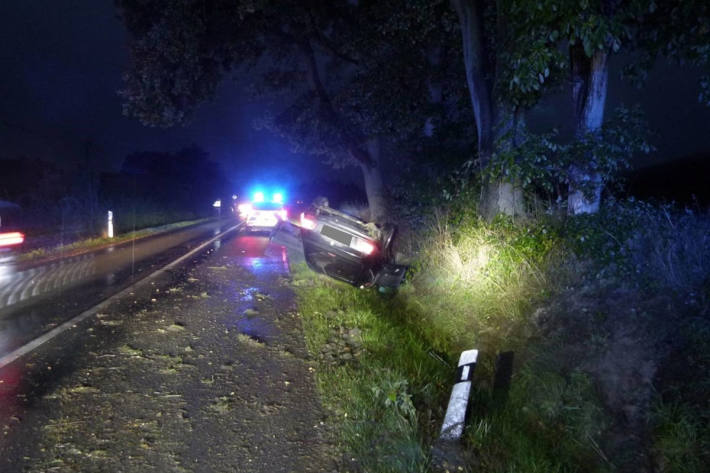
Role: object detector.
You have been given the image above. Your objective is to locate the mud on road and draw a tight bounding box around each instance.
[0,234,337,472]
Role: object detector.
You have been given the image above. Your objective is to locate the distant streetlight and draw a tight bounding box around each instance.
[213,200,221,208]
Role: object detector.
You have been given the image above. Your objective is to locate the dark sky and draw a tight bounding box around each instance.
[1,1,708,191]
[0,0,338,192]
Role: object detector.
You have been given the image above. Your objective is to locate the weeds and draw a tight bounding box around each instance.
[294,199,710,472]
[652,401,708,473]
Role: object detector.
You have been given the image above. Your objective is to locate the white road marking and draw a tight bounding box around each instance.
[0,223,241,369]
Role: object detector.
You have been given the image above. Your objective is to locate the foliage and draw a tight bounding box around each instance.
[117,0,466,168]
[652,401,710,473]
[563,198,710,301]
[626,0,710,106]
[652,316,710,473]
[292,207,619,471]
[482,105,653,200]
[468,367,608,473]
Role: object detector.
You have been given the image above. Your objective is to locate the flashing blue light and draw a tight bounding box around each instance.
[271,192,283,204]
[253,191,265,203]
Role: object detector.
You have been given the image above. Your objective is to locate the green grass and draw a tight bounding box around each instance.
[293,200,710,472]
[652,401,709,473]
[292,266,450,472]
[292,214,607,472]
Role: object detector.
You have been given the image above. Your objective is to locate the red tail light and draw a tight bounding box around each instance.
[352,238,375,255]
[0,232,25,247]
[300,213,317,230]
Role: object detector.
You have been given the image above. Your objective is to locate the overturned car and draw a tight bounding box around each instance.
[299,201,406,292]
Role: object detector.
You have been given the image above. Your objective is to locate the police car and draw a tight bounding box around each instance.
[237,191,288,233]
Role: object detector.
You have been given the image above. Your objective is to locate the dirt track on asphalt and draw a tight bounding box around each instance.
[0,233,336,472]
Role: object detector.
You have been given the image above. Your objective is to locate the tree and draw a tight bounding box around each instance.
[449,0,564,219]
[554,1,645,214]
[554,0,709,214]
[496,1,656,215]
[117,0,459,223]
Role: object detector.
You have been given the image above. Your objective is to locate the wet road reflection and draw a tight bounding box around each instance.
[218,233,292,345]
[0,220,238,360]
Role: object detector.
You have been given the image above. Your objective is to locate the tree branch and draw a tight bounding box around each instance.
[305,9,359,66]
[296,37,372,167]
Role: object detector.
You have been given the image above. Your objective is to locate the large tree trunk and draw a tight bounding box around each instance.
[359,137,388,224]
[568,46,609,214]
[451,0,524,220]
[479,107,526,219]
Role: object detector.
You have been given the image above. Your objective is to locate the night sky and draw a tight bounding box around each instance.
[0,0,339,192]
[1,1,708,190]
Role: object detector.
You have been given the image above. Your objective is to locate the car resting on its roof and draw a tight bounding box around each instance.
[299,199,406,293]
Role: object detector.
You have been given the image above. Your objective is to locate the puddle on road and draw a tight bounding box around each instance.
[217,235,293,345]
[234,317,273,344]
[239,287,259,302]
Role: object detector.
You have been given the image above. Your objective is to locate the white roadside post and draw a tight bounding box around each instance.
[432,348,478,471]
[107,210,114,239]
[440,348,478,440]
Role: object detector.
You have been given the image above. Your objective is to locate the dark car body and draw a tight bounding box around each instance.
[300,204,406,291]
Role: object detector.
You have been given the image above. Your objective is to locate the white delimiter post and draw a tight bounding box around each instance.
[439,349,478,440]
[107,210,114,238]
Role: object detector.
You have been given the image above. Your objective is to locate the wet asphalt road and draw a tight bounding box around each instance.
[0,222,333,472]
[0,219,239,360]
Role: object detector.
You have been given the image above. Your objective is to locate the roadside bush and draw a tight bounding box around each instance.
[294,196,710,472]
[564,199,710,306]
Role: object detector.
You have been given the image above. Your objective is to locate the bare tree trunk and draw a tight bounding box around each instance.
[359,137,388,224]
[568,47,609,214]
[450,0,494,165]
[451,0,524,220]
[480,108,526,219]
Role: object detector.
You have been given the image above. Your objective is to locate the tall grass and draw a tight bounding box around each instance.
[293,268,450,472]
[293,199,710,472]
[293,211,599,471]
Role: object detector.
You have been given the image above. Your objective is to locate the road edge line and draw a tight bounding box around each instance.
[0,223,242,370]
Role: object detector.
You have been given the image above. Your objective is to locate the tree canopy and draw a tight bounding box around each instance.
[117,0,709,218]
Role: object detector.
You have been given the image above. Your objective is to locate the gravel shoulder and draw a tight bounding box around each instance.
[0,234,336,472]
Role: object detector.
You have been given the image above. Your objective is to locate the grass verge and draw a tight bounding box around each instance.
[293,200,710,472]
[291,214,607,472]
